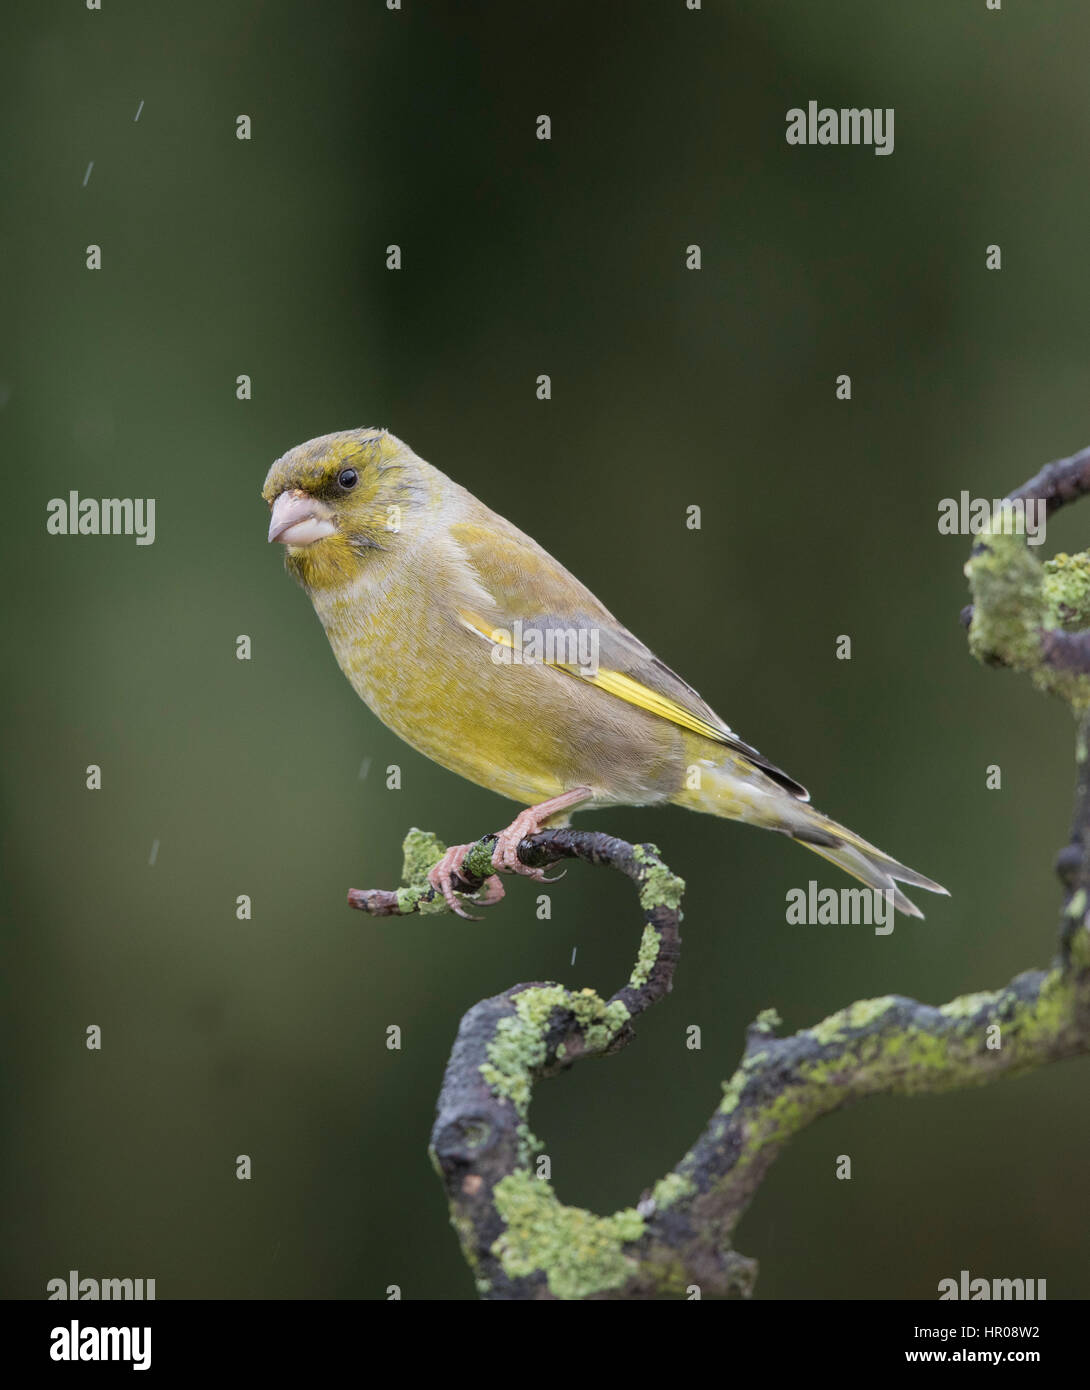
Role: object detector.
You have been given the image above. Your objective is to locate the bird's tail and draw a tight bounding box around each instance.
[787,808,947,919]
[673,753,948,918]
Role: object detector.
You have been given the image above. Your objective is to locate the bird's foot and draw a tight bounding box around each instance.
[489,817,564,882]
[489,787,593,878]
[427,844,506,920]
[427,789,592,917]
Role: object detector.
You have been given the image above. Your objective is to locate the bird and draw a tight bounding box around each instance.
[262,427,947,919]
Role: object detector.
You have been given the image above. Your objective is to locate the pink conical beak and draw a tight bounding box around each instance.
[268,490,336,546]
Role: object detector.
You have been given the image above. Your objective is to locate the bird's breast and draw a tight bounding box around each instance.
[305,562,683,810]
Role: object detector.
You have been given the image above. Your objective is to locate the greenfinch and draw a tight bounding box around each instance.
[263,428,946,918]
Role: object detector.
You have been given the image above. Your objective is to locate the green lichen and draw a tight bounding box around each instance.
[941,990,999,1021]
[965,531,1090,710]
[809,995,899,1045]
[394,829,455,914]
[1044,551,1090,629]
[712,969,1082,1200]
[628,923,662,988]
[479,1007,542,1113]
[491,1171,644,1300]
[401,828,447,886]
[394,883,447,916]
[450,1211,483,1278]
[965,530,1046,668]
[516,1122,543,1163]
[868,1027,950,1072]
[478,986,630,1164]
[1000,966,1076,1050]
[719,1071,745,1115]
[583,999,631,1052]
[651,1171,696,1210]
[633,844,685,912]
[460,836,499,882]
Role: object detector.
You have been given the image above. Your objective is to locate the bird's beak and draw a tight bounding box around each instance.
[268,490,337,546]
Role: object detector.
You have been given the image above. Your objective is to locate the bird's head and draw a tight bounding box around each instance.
[262,428,423,590]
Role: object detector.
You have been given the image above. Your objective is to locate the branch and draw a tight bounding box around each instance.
[350,840,1090,1298]
[961,441,1090,683]
[962,441,1090,950]
[351,827,698,1299]
[666,942,1090,1256]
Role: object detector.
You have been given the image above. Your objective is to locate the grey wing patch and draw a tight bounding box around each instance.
[592,630,811,802]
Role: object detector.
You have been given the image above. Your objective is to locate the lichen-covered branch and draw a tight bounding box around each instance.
[963,440,1090,950]
[347,441,1090,1301]
[962,441,1090,696]
[352,825,695,1298]
[651,942,1090,1257]
[351,822,1090,1299]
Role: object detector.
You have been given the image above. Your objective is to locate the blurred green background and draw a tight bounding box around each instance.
[4,0,1089,1299]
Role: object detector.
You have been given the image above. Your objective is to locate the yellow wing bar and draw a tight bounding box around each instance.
[457,609,731,745]
[581,667,730,743]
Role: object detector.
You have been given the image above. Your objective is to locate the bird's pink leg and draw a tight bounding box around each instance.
[490,787,593,874]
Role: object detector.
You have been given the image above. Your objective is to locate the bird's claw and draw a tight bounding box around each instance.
[473,874,507,906]
[490,823,557,878]
[427,844,506,919]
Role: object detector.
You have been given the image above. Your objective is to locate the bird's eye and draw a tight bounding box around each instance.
[338,468,358,490]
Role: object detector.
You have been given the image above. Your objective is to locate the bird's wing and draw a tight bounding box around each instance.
[447,517,809,800]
